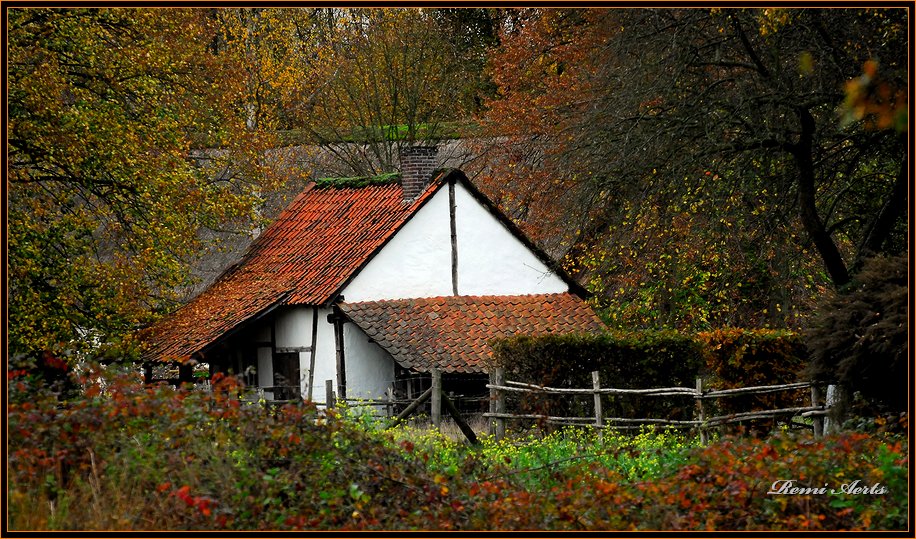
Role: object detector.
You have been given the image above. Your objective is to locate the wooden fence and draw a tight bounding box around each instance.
[485,368,831,443]
[322,370,481,444]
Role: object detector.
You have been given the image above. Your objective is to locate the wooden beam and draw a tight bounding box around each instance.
[326,379,336,409]
[275,346,311,354]
[307,306,318,401]
[449,178,459,295]
[442,393,478,445]
[390,387,434,426]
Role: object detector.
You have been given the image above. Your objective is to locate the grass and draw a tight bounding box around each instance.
[383,419,700,488]
[277,121,476,146]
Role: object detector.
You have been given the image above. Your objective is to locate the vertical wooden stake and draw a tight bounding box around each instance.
[489,371,497,436]
[696,377,708,445]
[810,385,824,438]
[592,371,604,443]
[494,368,506,441]
[824,384,837,435]
[326,379,336,410]
[431,368,442,429]
[386,386,394,418]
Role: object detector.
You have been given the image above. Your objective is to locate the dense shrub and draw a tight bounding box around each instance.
[491,329,810,430]
[806,254,908,415]
[697,328,810,432]
[10,366,906,531]
[490,331,705,424]
[464,431,908,530]
[7,366,460,530]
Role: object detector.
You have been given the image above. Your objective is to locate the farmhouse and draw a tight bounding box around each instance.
[142,146,605,408]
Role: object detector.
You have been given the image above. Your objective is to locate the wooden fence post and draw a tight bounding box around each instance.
[493,368,506,441]
[488,371,496,436]
[810,385,824,438]
[431,368,442,428]
[325,379,336,410]
[386,386,394,417]
[824,384,837,435]
[696,377,708,445]
[592,371,604,442]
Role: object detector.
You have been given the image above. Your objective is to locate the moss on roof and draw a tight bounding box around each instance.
[314,172,401,189]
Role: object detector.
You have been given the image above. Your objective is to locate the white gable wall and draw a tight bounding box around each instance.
[342,187,453,301]
[453,182,567,296]
[342,182,567,302]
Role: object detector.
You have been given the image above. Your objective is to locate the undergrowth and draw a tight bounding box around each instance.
[8,366,908,531]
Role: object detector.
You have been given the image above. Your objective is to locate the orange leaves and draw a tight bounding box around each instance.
[171,484,216,517]
[842,59,908,133]
[7,362,910,531]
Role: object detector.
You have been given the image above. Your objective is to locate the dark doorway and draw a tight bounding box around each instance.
[272,352,301,401]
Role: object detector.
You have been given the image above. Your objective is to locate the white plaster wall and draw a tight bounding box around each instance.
[343,323,395,405]
[308,308,339,405]
[271,309,395,407]
[273,307,314,397]
[274,307,313,348]
[454,182,567,296]
[342,188,453,301]
[256,346,273,399]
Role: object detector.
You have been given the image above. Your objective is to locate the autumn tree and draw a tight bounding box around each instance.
[481,8,908,329]
[210,8,327,133]
[287,8,489,176]
[7,8,286,361]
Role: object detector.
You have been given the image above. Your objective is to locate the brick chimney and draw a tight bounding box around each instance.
[399,145,439,200]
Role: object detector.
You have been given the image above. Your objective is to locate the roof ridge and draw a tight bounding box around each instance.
[313,172,402,190]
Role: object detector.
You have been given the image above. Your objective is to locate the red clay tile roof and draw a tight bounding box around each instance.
[338,293,606,374]
[142,177,442,361]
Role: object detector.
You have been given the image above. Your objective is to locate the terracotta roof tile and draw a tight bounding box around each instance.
[142,179,442,361]
[338,294,606,374]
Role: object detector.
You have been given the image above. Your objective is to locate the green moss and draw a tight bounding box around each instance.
[314,172,401,189]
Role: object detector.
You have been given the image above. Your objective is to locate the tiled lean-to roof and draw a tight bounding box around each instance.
[338,294,606,374]
[143,176,442,362]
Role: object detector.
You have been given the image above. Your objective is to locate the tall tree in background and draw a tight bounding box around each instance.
[481,8,908,329]
[211,8,327,133]
[289,8,488,176]
[7,8,285,360]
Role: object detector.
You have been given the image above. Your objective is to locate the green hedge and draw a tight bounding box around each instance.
[490,329,809,430]
[490,331,705,423]
[698,328,809,422]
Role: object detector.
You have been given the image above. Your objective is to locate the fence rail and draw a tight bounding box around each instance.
[485,369,829,443]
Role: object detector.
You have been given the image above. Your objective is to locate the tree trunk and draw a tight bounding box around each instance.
[792,107,851,287]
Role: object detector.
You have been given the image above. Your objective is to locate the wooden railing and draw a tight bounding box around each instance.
[485,368,830,443]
